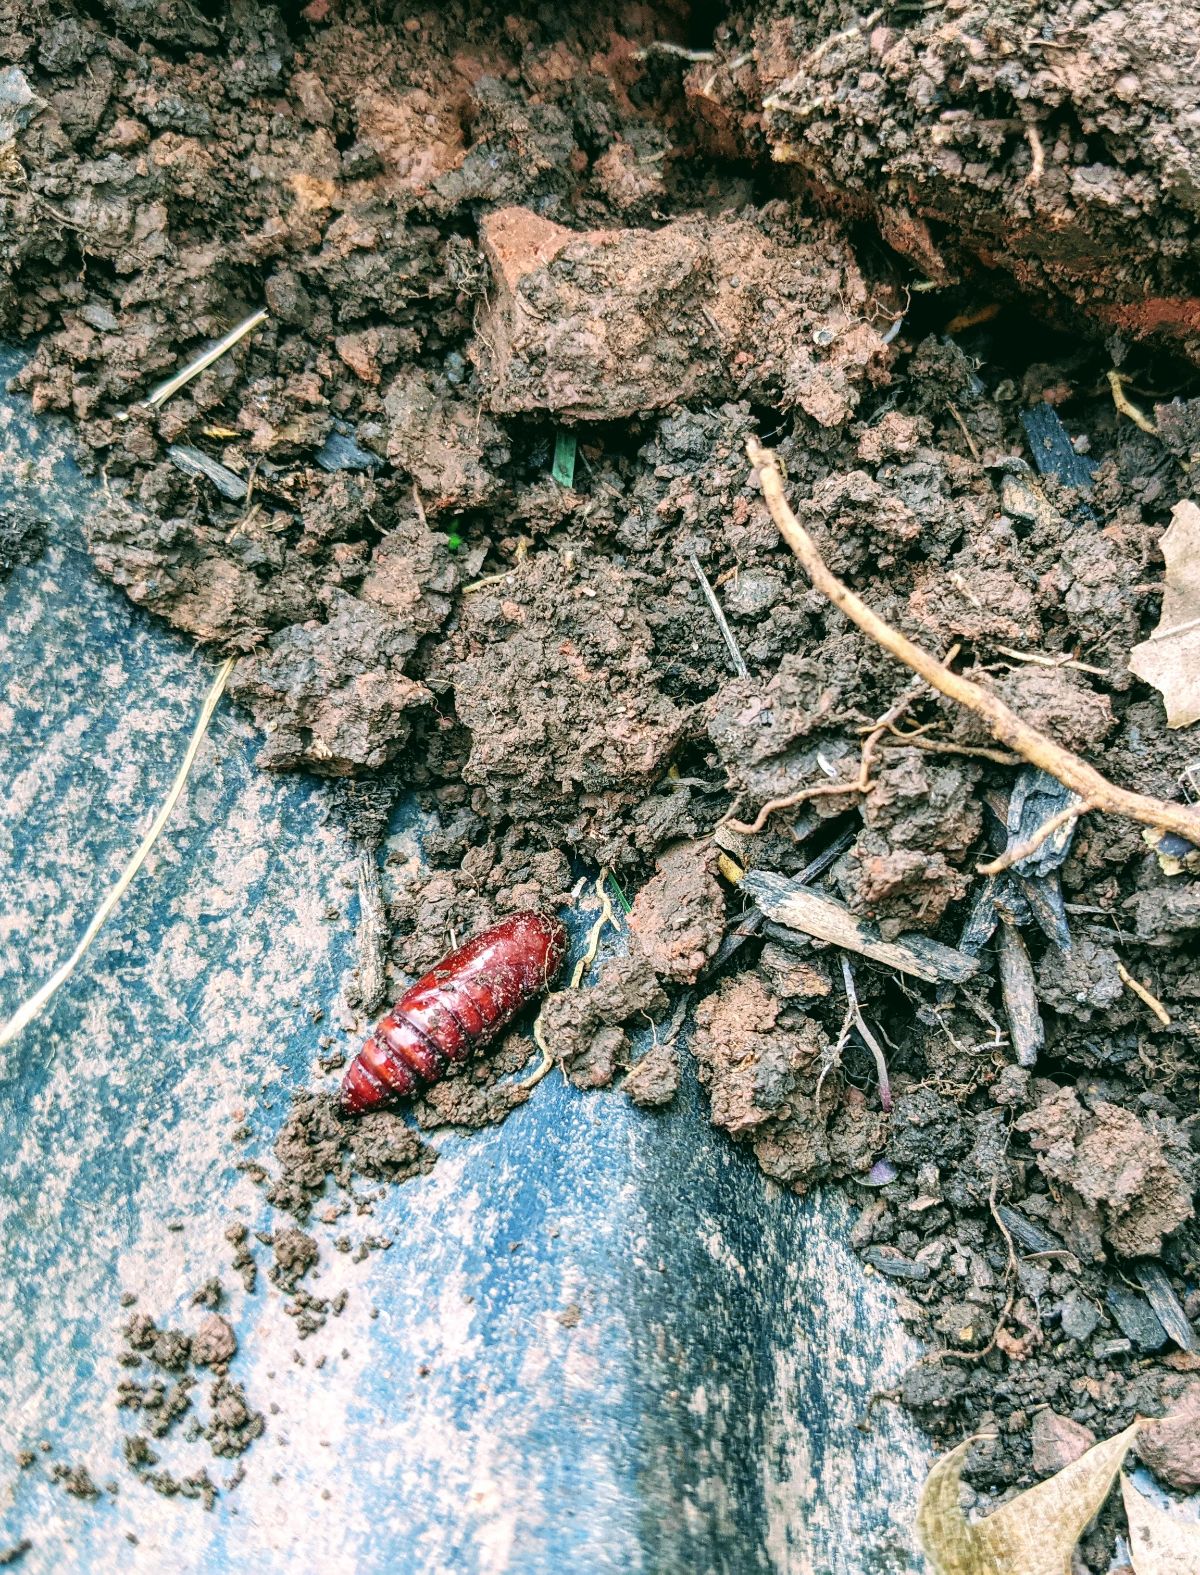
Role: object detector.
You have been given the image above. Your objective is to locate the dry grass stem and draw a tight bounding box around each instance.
[944,401,982,460]
[0,656,236,1054]
[993,644,1109,677]
[687,551,750,678]
[141,309,268,409]
[840,956,892,1111]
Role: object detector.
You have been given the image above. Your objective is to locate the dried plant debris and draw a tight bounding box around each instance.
[919,1422,1140,1575]
[1129,500,1200,728]
[1122,1476,1200,1575]
[5,0,1200,1565]
[919,1419,1200,1575]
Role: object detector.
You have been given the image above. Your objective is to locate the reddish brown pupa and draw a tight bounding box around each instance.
[340,911,568,1114]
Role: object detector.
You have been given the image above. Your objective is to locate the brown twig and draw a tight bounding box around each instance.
[944,402,981,461]
[746,438,1200,852]
[1116,961,1172,1026]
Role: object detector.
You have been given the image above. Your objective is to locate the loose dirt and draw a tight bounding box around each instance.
[4,0,1199,1565]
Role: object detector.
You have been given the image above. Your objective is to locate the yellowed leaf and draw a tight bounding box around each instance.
[917,1421,1141,1575]
[1129,499,1200,728]
[1123,1474,1200,1575]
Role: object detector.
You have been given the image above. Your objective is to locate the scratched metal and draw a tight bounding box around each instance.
[0,349,930,1573]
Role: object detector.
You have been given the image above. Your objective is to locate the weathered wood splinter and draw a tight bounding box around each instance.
[740,871,980,985]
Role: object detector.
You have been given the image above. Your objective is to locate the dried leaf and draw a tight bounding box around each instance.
[1123,1475,1200,1575]
[917,1421,1141,1575]
[1129,499,1200,728]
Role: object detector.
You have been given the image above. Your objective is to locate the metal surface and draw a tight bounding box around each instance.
[0,350,930,1573]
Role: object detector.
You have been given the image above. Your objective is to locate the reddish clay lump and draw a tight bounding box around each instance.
[340,911,568,1114]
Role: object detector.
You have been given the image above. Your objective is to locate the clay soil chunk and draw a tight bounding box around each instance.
[473,206,888,426]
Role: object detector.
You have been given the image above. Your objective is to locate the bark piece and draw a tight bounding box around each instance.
[741,871,979,984]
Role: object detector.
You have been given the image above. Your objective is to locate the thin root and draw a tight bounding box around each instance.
[463,568,516,594]
[634,40,716,61]
[522,1014,557,1090]
[1024,122,1045,186]
[1116,961,1172,1027]
[746,437,1200,853]
[840,956,892,1111]
[914,1183,1019,1367]
[521,871,618,1088]
[1107,370,1158,437]
[724,653,960,836]
[0,655,236,1053]
[992,645,1109,678]
[882,731,1022,767]
[464,538,531,594]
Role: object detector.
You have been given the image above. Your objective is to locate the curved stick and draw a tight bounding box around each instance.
[746,438,1200,857]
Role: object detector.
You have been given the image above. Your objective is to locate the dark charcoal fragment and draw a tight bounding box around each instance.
[958,875,1001,955]
[166,445,248,503]
[996,920,1043,1068]
[1015,871,1072,951]
[316,428,380,473]
[1021,404,1097,495]
[1007,767,1081,878]
[994,1204,1068,1257]
[862,1247,930,1282]
[1105,1284,1168,1353]
[1133,1262,1196,1352]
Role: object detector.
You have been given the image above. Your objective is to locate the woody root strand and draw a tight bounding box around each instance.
[744,438,1200,863]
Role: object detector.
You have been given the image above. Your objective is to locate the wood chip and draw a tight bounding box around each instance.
[1134,1261,1196,1352]
[740,871,980,984]
[167,444,248,502]
[997,918,1044,1067]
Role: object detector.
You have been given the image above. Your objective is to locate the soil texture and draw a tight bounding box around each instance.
[4,0,1200,1563]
